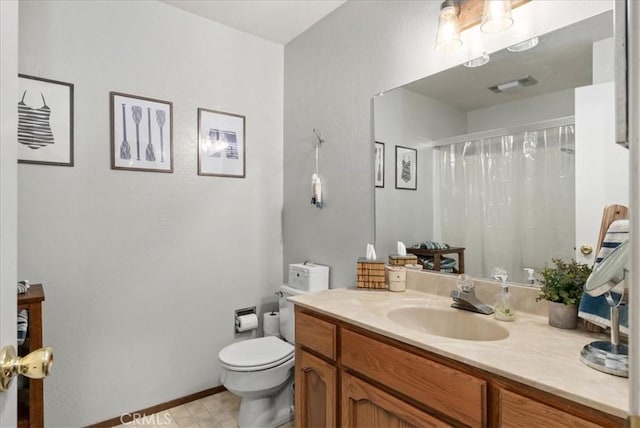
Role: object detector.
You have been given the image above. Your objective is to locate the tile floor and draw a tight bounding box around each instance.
[115,390,295,428]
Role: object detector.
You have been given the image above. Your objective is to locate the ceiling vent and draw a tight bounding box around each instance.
[488,75,538,93]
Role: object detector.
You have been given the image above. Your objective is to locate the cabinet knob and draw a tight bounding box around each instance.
[0,345,53,391]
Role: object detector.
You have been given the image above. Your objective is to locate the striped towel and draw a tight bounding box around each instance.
[578,219,629,333]
[17,310,28,346]
[417,240,450,250]
[17,280,30,294]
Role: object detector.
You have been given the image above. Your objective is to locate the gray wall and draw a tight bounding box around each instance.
[284,0,612,288]
[374,88,466,257]
[18,1,283,425]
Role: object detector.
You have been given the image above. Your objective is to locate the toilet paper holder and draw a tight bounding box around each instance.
[235,306,257,333]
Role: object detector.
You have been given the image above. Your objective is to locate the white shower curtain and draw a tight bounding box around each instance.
[435,125,575,283]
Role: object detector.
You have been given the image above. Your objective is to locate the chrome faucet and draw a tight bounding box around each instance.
[450,274,494,315]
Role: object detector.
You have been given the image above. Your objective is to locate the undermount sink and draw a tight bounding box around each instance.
[386,306,510,341]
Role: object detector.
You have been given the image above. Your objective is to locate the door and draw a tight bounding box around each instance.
[295,349,336,428]
[575,82,629,265]
[341,372,447,428]
[0,1,19,426]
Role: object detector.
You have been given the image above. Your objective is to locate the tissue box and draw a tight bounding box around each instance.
[388,254,418,266]
[356,258,386,289]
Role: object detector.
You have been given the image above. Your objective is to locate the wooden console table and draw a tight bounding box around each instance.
[406,247,465,274]
[17,284,45,428]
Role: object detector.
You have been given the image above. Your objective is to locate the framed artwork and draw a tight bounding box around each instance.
[18,74,74,166]
[197,108,246,178]
[395,145,417,190]
[110,91,173,173]
[375,141,385,188]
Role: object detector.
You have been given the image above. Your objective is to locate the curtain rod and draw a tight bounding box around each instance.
[431,116,575,148]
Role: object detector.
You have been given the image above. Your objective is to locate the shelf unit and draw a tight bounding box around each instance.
[406,247,465,273]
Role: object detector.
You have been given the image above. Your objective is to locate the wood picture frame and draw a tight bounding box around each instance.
[110,91,173,173]
[395,145,417,190]
[18,74,74,166]
[197,108,246,178]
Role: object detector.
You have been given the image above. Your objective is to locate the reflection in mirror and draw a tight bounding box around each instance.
[374,10,629,284]
[586,239,630,296]
[580,239,630,377]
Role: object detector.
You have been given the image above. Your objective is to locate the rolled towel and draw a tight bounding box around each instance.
[418,240,450,250]
[420,256,457,271]
[17,280,30,294]
[578,219,629,332]
[17,309,28,346]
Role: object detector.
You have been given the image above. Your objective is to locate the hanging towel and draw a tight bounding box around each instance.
[578,219,629,333]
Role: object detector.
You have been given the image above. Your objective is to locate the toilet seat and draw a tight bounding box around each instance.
[219,336,294,372]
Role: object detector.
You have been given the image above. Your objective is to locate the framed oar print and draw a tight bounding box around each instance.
[110,91,173,173]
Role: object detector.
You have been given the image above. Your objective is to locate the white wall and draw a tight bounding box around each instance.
[466,88,575,132]
[374,88,466,257]
[284,0,613,287]
[0,1,18,425]
[18,1,283,426]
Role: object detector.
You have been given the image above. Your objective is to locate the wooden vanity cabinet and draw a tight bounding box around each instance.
[295,350,337,428]
[342,371,446,427]
[295,311,338,428]
[294,306,625,428]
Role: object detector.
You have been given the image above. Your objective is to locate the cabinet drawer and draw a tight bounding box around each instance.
[295,309,337,360]
[499,389,602,428]
[341,328,486,427]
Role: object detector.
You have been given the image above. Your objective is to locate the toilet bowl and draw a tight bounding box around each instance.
[218,267,329,428]
[219,336,295,427]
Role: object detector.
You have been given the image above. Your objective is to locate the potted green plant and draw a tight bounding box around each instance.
[537,258,592,329]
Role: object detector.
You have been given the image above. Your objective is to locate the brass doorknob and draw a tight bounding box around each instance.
[0,345,53,391]
[580,245,593,256]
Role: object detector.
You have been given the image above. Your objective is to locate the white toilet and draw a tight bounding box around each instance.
[218,264,328,428]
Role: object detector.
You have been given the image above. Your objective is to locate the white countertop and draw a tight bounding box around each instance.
[290,288,629,418]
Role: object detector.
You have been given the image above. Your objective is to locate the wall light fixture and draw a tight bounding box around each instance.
[435,0,462,53]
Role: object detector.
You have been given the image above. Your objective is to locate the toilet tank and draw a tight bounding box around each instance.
[279,263,329,343]
[288,263,329,292]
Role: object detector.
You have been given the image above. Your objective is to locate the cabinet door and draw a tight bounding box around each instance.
[499,389,603,428]
[295,349,336,428]
[341,372,449,428]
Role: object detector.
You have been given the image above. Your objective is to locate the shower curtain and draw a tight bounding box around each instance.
[435,124,575,283]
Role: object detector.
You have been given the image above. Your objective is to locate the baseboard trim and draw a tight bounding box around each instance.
[87,385,226,427]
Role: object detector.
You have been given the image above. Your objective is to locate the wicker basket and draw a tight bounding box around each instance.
[389,255,418,266]
[356,258,386,289]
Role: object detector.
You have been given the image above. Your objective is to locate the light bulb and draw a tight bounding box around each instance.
[480,0,513,33]
[435,0,462,53]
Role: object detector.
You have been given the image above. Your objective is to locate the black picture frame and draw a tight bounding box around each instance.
[395,145,417,190]
[18,74,74,166]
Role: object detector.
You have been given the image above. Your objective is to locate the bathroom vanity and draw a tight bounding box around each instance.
[292,288,627,427]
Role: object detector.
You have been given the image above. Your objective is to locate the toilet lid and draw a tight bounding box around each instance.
[219,336,294,371]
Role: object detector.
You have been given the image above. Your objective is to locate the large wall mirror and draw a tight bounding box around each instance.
[374,9,630,284]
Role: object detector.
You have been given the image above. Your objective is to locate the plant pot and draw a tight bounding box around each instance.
[547,301,578,329]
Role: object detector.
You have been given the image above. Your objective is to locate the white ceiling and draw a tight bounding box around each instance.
[160,0,347,44]
[404,11,613,112]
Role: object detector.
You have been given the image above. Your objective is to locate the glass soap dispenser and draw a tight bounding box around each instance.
[492,267,515,322]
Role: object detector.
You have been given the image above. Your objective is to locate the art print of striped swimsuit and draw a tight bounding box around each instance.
[18,91,55,149]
